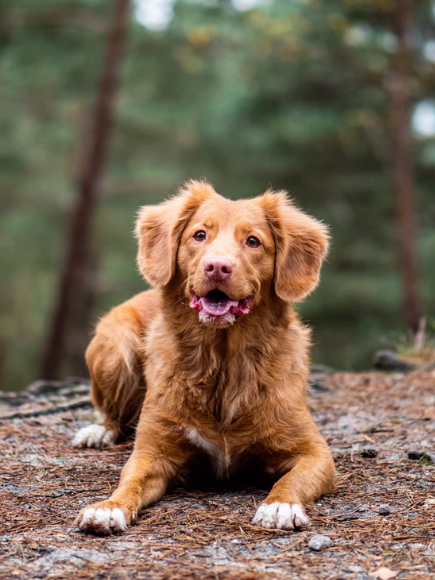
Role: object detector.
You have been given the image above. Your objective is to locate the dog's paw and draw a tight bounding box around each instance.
[76,503,131,535]
[72,424,115,448]
[252,502,310,530]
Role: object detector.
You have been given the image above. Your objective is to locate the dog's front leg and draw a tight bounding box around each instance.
[252,443,335,530]
[76,421,187,535]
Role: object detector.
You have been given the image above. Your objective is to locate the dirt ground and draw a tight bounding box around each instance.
[0,364,434,580]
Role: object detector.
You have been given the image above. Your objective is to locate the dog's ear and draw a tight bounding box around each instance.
[259,190,329,302]
[135,180,215,287]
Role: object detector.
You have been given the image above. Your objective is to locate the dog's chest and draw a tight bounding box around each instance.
[184,427,237,478]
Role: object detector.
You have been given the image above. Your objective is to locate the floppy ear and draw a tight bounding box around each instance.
[135,180,216,287]
[259,190,329,302]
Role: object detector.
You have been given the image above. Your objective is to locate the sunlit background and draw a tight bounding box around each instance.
[1,0,434,390]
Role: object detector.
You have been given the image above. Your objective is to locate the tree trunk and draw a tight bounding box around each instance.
[389,0,422,337]
[41,0,131,380]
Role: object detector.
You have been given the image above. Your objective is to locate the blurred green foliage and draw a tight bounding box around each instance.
[1,0,434,390]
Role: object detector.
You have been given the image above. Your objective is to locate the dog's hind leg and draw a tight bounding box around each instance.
[72,292,158,448]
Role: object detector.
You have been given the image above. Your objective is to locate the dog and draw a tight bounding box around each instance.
[73,180,335,535]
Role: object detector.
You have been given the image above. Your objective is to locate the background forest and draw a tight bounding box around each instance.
[1,0,434,391]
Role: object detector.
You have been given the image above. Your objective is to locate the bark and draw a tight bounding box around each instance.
[389,0,422,336]
[41,0,131,380]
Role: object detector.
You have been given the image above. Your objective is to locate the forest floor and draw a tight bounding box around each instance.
[0,362,434,580]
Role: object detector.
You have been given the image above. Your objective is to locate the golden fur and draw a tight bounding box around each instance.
[75,180,336,535]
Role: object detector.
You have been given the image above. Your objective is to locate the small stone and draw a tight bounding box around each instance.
[308,534,332,551]
[373,350,416,373]
[362,448,378,458]
[408,450,424,460]
[379,507,391,515]
[408,451,434,464]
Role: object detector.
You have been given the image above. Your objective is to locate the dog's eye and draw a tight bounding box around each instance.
[193,230,206,242]
[246,236,261,248]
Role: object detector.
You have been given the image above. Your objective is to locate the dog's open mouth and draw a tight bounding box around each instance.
[189,290,251,318]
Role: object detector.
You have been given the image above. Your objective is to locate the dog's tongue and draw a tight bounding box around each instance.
[189,292,251,317]
[200,294,238,316]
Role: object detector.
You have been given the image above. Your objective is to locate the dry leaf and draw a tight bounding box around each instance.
[370,567,399,580]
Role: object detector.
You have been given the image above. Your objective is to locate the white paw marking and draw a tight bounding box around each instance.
[252,502,310,530]
[72,424,115,448]
[78,507,127,535]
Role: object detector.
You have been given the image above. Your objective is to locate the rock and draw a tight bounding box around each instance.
[362,448,378,458]
[373,350,416,373]
[379,507,391,515]
[408,450,434,463]
[308,534,332,551]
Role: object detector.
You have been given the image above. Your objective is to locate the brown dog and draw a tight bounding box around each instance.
[73,180,335,534]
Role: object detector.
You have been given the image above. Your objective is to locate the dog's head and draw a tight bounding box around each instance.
[136,180,329,327]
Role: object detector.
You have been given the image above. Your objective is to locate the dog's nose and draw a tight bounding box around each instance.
[204,257,233,281]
